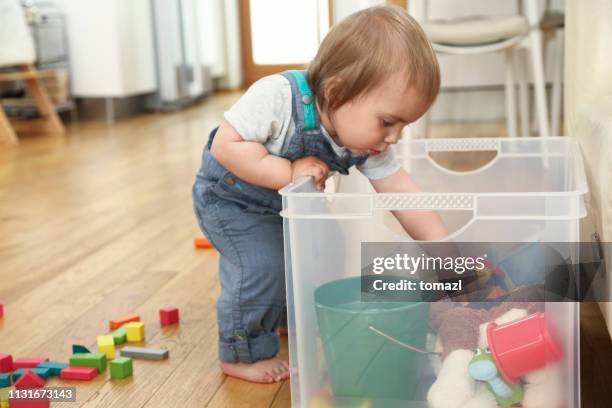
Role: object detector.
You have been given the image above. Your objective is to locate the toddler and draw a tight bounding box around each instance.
[192,5,448,384]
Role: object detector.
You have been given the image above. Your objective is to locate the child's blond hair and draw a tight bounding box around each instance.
[308,5,440,112]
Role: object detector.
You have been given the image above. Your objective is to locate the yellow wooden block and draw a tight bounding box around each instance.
[125,322,145,342]
[0,386,14,404]
[1,400,8,408]
[97,334,116,359]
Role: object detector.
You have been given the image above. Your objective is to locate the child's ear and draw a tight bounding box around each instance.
[323,77,343,110]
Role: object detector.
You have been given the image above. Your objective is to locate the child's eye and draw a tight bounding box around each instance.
[381,119,395,127]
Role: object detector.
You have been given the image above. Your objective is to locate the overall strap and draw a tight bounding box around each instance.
[281,70,319,131]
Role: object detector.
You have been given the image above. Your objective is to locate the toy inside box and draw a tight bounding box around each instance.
[280,138,587,408]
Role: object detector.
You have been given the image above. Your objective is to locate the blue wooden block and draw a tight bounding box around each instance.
[0,372,11,387]
[12,367,51,381]
[72,344,91,354]
[36,362,69,376]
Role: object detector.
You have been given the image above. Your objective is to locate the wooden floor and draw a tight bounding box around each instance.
[0,93,610,408]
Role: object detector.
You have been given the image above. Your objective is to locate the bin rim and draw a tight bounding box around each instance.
[279,137,588,198]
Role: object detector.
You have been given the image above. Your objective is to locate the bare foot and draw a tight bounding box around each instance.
[220,356,290,384]
[277,326,288,336]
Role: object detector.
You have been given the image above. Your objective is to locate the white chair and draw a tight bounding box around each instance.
[419,0,550,138]
[540,6,564,136]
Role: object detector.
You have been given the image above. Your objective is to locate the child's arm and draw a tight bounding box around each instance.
[370,168,449,241]
[210,120,329,191]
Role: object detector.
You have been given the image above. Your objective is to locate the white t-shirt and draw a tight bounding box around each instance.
[223,74,400,180]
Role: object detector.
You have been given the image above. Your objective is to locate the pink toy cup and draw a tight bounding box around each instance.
[487,312,562,384]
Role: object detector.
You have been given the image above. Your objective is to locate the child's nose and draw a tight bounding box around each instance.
[384,132,400,144]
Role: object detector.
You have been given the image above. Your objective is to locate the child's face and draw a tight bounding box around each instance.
[324,73,430,156]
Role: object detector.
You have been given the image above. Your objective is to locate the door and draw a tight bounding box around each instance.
[238,0,407,87]
[238,0,332,87]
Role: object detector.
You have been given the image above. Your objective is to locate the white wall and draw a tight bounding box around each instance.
[55,0,156,97]
[566,0,612,338]
[195,0,242,89]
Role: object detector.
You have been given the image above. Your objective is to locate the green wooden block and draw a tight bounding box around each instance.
[0,374,10,388]
[69,352,107,373]
[112,326,127,345]
[109,357,133,379]
[12,367,51,381]
[36,361,69,376]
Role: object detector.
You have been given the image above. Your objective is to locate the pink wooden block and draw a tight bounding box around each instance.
[12,358,49,369]
[14,370,46,389]
[8,397,50,408]
[0,353,12,373]
[159,306,179,326]
[59,366,98,381]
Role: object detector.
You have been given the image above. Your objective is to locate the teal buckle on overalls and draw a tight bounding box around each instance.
[288,70,316,130]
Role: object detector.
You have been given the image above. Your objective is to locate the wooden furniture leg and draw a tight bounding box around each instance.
[19,64,65,135]
[0,105,19,144]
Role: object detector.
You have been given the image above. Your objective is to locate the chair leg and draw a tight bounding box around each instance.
[527,27,550,137]
[504,49,518,138]
[515,47,530,137]
[19,64,65,135]
[551,30,564,136]
[0,106,19,145]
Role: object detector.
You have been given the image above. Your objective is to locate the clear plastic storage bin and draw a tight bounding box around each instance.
[280,137,587,408]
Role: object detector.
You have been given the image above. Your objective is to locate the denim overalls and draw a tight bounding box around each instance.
[192,70,368,363]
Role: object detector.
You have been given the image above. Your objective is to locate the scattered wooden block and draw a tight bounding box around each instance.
[0,354,12,373]
[11,358,49,370]
[35,362,68,377]
[125,322,145,343]
[0,386,14,406]
[59,366,97,381]
[97,335,115,360]
[11,370,49,407]
[0,304,3,318]
[71,345,90,354]
[109,357,133,379]
[7,398,49,408]
[119,346,169,360]
[69,353,106,373]
[0,373,10,388]
[109,314,140,331]
[159,307,179,326]
[112,326,127,345]
[14,371,45,389]
[11,368,51,381]
[193,236,214,249]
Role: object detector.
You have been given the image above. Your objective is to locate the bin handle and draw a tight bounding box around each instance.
[368,325,441,355]
[374,193,475,211]
[425,138,501,153]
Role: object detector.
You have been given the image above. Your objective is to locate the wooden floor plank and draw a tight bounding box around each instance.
[0,207,195,356]
[74,258,220,408]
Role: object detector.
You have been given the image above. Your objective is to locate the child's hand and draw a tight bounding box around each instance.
[291,156,330,191]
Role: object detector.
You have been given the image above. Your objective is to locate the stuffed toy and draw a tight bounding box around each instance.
[426,288,565,408]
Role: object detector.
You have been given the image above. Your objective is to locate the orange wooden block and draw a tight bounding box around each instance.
[193,237,213,249]
[108,314,140,331]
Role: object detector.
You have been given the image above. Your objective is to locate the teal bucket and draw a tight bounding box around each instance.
[314,276,430,401]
